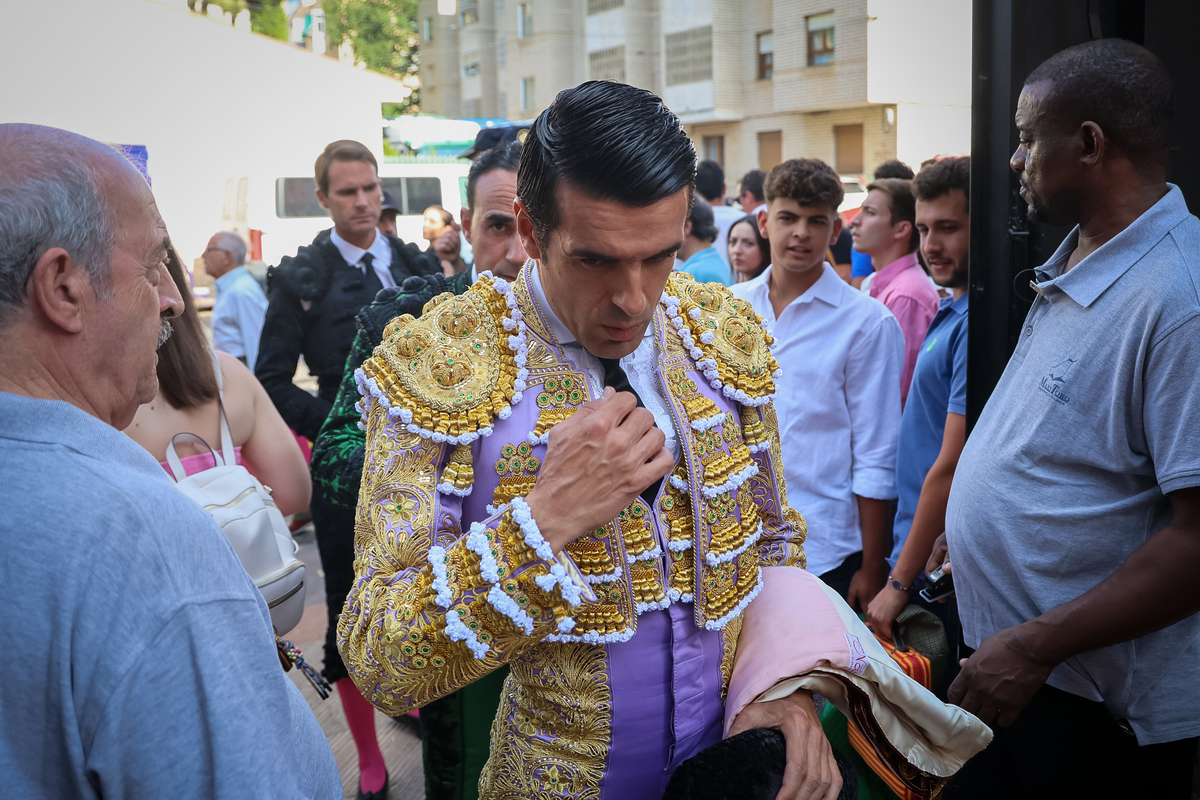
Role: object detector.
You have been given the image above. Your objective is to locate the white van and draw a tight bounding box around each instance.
[266,155,470,265]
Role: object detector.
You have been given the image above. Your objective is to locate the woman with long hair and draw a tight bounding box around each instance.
[123,246,311,516]
[727,214,771,283]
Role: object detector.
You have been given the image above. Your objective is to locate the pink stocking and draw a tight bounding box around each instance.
[337,678,387,793]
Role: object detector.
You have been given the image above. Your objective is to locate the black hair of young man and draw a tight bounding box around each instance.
[517,80,696,250]
[688,197,719,242]
[740,169,767,203]
[1025,38,1173,167]
[467,140,523,211]
[874,159,915,181]
[696,159,725,203]
[912,156,971,210]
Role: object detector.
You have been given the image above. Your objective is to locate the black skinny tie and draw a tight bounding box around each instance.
[361,252,383,297]
[598,357,663,507]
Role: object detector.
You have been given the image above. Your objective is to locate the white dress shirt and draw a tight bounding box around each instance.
[731,264,903,576]
[330,228,395,290]
[530,264,681,459]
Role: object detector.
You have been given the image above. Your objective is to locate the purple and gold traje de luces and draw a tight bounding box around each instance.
[339,263,807,799]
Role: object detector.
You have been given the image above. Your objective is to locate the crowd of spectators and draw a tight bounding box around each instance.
[1,36,1197,800]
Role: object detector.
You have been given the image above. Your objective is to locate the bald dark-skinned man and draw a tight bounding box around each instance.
[942,40,1200,799]
[0,124,338,798]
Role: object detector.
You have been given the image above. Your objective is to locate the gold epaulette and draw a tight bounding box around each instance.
[662,272,779,407]
[357,275,530,497]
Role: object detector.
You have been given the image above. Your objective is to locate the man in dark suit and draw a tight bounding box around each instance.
[255,138,438,800]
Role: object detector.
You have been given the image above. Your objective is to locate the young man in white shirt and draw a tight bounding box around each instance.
[731,158,904,611]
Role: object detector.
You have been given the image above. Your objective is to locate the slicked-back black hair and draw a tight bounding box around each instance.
[518,81,696,248]
[467,140,522,210]
[696,159,725,202]
[1026,39,1173,166]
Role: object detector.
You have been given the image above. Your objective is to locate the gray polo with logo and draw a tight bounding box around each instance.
[947,184,1200,745]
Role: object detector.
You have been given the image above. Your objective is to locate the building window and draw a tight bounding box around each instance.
[521,77,535,111]
[587,0,623,13]
[665,26,713,86]
[807,12,835,66]
[702,135,724,167]
[462,99,481,118]
[422,17,433,42]
[757,31,773,79]
[834,124,864,174]
[499,91,508,118]
[757,131,782,172]
[497,0,505,13]
[498,38,506,68]
[588,45,626,82]
[460,0,479,26]
[462,61,481,77]
[518,3,532,38]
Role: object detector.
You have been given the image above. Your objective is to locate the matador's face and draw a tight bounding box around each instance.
[516,183,688,360]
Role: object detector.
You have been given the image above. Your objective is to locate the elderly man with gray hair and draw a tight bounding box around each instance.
[203,229,267,367]
[0,124,339,798]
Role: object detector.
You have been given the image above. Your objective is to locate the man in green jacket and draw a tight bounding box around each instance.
[312,141,525,800]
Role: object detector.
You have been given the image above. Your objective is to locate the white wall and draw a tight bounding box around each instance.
[866,0,971,170]
[2,0,412,266]
[896,103,972,167]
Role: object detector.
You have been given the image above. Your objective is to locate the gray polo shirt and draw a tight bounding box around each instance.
[0,392,339,798]
[947,185,1200,745]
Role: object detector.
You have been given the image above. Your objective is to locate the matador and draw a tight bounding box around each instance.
[340,82,989,800]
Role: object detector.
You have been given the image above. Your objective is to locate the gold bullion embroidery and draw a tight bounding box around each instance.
[478,643,611,799]
[665,272,779,401]
[718,613,744,700]
[532,375,587,441]
[618,500,656,558]
[364,276,518,440]
[761,404,807,568]
[493,441,541,508]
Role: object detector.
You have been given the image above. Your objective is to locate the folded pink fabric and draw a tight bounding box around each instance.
[725,566,992,791]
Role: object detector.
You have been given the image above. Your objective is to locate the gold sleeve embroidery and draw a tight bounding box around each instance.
[338,422,576,715]
[748,401,807,570]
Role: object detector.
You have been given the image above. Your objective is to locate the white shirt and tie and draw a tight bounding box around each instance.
[330,228,395,289]
[529,264,682,460]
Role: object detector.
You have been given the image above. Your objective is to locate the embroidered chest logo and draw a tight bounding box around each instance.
[1038,357,1078,405]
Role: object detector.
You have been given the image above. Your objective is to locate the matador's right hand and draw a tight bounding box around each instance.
[524,387,674,553]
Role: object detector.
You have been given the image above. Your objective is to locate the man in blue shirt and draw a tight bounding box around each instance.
[677,196,731,285]
[865,156,970,639]
[0,124,339,799]
[204,230,268,367]
[945,41,1200,798]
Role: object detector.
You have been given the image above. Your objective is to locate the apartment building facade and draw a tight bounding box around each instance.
[417,0,970,184]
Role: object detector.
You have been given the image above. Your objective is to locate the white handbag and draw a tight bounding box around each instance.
[164,356,306,636]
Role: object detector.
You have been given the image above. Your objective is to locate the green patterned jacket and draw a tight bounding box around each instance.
[311,271,475,509]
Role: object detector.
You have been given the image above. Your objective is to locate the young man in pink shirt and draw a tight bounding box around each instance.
[850,178,940,405]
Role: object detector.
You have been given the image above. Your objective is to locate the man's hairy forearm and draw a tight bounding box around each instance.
[1022,488,1200,666]
[856,495,892,564]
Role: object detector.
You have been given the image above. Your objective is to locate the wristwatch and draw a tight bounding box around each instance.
[888,575,911,592]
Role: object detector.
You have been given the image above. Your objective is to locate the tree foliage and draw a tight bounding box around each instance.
[188,0,287,41]
[324,0,421,115]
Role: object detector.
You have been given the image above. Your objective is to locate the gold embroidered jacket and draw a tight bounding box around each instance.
[340,267,806,798]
